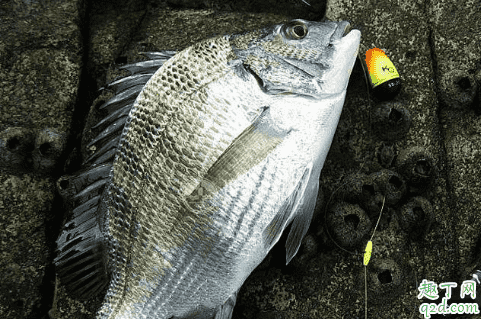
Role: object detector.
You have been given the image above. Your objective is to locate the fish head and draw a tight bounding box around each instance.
[231,19,361,99]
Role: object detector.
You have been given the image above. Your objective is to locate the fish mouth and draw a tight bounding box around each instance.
[330,21,353,42]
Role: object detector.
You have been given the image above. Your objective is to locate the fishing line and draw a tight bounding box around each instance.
[364,196,385,319]
[48,276,59,319]
[358,50,373,142]
[323,52,373,255]
[407,241,421,318]
[361,52,382,313]
[322,48,377,318]
[322,162,365,255]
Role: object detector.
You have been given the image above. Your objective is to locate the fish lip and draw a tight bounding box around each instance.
[343,23,353,36]
[330,21,353,42]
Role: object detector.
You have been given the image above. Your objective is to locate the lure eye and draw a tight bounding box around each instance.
[282,21,308,40]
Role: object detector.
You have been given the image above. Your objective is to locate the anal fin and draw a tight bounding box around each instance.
[214,291,238,319]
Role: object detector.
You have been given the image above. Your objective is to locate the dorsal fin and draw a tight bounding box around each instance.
[84,51,177,166]
[54,51,176,299]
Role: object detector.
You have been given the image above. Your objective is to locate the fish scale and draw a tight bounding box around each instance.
[138,135,298,318]
[54,19,361,319]
[139,161,277,317]
[99,37,270,319]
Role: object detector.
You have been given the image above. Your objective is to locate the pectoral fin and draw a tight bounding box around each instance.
[262,163,313,255]
[285,169,319,264]
[214,290,238,319]
[189,107,288,200]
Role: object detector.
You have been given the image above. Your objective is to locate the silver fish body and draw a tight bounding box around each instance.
[54,19,360,319]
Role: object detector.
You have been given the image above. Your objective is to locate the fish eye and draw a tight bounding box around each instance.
[282,21,308,40]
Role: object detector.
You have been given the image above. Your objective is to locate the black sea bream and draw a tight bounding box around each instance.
[54,19,361,319]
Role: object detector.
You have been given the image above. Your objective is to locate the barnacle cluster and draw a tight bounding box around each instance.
[319,99,438,305]
[0,127,66,174]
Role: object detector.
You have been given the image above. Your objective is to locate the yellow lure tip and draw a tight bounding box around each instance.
[364,241,373,266]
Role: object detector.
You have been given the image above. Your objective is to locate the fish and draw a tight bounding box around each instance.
[54,18,361,319]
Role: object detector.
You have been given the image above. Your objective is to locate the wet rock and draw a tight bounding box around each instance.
[0,174,55,318]
[376,142,396,168]
[255,310,290,319]
[371,206,395,232]
[475,67,481,115]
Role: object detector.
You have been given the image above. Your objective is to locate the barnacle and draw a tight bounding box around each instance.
[370,169,406,206]
[0,127,66,174]
[397,196,433,240]
[326,201,372,248]
[0,127,34,172]
[371,101,411,141]
[338,172,384,215]
[32,128,67,173]
[439,71,478,109]
[361,258,405,304]
[395,146,436,193]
